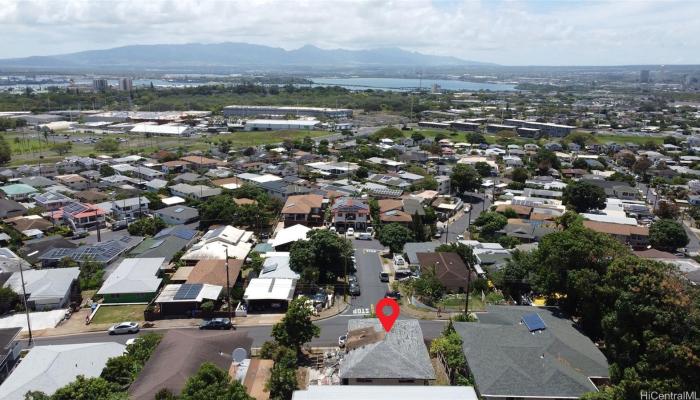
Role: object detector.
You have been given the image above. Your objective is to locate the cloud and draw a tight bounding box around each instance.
[0,0,698,65]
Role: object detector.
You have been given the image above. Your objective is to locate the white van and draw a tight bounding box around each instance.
[393,255,406,267]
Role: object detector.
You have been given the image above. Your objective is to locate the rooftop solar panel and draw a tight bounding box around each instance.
[522,313,546,332]
[174,283,202,300]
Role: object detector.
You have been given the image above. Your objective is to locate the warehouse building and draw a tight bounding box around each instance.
[223,105,352,119]
[243,119,320,131]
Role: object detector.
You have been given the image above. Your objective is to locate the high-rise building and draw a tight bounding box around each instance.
[119,77,133,91]
[93,78,109,92]
[640,70,650,83]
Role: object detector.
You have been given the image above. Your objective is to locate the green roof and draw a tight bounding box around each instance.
[0,184,38,195]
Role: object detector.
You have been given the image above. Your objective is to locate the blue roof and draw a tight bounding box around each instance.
[522,313,547,332]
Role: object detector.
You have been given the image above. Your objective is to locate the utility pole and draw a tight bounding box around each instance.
[95,208,101,242]
[225,248,232,321]
[464,263,472,316]
[18,260,33,346]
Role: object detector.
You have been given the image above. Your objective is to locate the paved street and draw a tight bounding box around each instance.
[438,192,490,243]
[347,238,387,316]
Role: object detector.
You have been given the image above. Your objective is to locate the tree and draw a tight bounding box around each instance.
[271,296,320,354]
[289,229,352,283]
[654,200,679,219]
[197,194,238,229]
[94,138,120,152]
[649,219,688,251]
[474,161,492,178]
[533,148,560,173]
[78,259,105,290]
[632,156,652,177]
[511,167,529,183]
[371,126,403,141]
[0,135,11,165]
[142,191,164,210]
[180,362,252,400]
[473,212,507,238]
[0,286,19,314]
[411,132,425,142]
[377,223,415,254]
[450,164,482,194]
[236,203,269,231]
[127,217,167,236]
[429,321,471,385]
[412,266,445,305]
[50,376,122,400]
[562,181,606,213]
[606,172,636,187]
[51,142,72,155]
[99,164,115,177]
[265,345,297,400]
[354,166,369,180]
[566,131,595,147]
[493,250,536,301]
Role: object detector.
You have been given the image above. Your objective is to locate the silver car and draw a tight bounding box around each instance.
[108,321,140,335]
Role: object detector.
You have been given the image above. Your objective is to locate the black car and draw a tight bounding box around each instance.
[199,318,232,330]
[385,291,401,300]
[348,283,360,296]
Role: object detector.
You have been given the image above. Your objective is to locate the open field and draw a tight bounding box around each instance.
[595,134,664,145]
[90,304,147,324]
[213,129,330,147]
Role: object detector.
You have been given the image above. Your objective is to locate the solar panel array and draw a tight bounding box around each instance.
[522,313,547,332]
[62,202,89,215]
[174,283,203,300]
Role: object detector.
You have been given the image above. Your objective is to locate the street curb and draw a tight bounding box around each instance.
[311,301,351,322]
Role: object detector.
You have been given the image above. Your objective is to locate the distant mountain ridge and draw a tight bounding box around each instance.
[0,42,493,69]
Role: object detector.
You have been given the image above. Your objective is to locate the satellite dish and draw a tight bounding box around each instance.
[232,348,247,363]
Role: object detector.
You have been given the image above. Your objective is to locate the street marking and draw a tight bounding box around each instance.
[352,308,370,315]
[364,249,378,254]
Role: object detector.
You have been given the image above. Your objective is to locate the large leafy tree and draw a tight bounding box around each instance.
[411,266,445,305]
[0,135,11,165]
[562,181,607,213]
[377,223,415,254]
[127,217,167,236]
[532,148,560,173]
[493,249,537,301]
[474,161,492,178]
[632,156,652,177]
[473,212,507,238]
[50,376,123,400]
[197,195,238,229]
[289,229,352,283]
[180,362,252,400]
[450,164,482,194]
[649,219,688,251]
[511,167,529,183]
[271,296,320,354]
[265,345,298,400]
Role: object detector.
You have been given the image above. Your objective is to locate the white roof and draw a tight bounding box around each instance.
[245,119,320,127]
[130,122,191,135]
[97,258,164,295]
[0,342,125,400]
[182,226,254,261]
[155,283,222,303]
[260,255,300,280]
[5,268,79,304]
[161,196,186,206]
[292,386,478,400]
[243,278,295,301]
[250,174,283,183]
[270,224,310,248]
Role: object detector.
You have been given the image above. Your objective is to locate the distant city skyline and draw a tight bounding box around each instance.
[1,0,699,66]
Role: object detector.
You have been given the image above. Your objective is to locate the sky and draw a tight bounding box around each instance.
[0,0,699,66]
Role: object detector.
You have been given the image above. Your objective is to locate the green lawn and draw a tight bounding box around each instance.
[91,304,146,324]
[215,129,330,147]
[595,134,664,145]
[438,293,485,312]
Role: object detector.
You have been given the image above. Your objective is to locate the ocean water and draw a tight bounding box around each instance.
[310,77,516,92]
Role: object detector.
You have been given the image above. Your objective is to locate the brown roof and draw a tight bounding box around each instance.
[170,266,194,282]
[495,204,532,216]
[530,212,557,221]
[6,216,53,232]
[240,358,273,400]
[583,220,649,236]
[128,330,253,400]
[180,155,227,166]
[380,209,412,223]
[74,189,109,203]
[186,259,242,286]
[234,198,258,206]
[56,174,87,183]
[346,326,386,352]
[416,252,469,291]
[281,194,324,215]
[151,150,176,160]
[162,160,191,168]
[634,249,677,259]
[211,177,243,188]
[377,199,403,214]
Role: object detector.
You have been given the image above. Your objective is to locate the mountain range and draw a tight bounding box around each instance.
[0,42,492,69]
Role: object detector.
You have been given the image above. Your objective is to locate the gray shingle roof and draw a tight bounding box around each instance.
[454,305,609,398]
[339,319,435,381]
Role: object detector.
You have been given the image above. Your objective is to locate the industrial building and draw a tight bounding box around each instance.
[223,105,352,119]
[243,119,320,131]
[504,119,575,138]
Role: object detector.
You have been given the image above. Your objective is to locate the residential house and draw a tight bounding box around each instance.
[4,215,52,236]
[54,202,106,231]
[179,155,227,169]
[416,252,472,292]
[154,205,199,225]
[497,219,558,243]
[112,197,150,222]
[339,319,435,385]
[292,386,478,400]
[0,184,37,201]
[128,227,198,268]
[186,258,243,288]
[181,225,254,263]
[269,224,310,251]
[54,174,89,191]
[19,237,77,265]
[154,283,222,317]
[257,180,311,201]
[32,191,72,212]
[281,194,325,227]
[39,236,143,267]
[0,248,30,274]
[128,330,252,400]
[0,199,26,219]
[4,267,80,310]
[17,176,55,189]
[454,305,609,400]
[74,189,109,204]
[243,277,296,311]
[169,183,222,200]
[97,258,164,303]
[582,220,649,248]
[0,343,125,400]
[331,197,370,232]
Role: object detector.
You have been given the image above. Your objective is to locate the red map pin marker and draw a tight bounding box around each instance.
[375,298,399,332]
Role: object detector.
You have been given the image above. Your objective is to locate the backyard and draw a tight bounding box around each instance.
[90,304,147,324]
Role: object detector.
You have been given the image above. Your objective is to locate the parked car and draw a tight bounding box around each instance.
[349,283,361,296]
[385,291,401,300]
[348,274,358,284]
[357,232,372,240]
[338,334,347,348]
[346,227,355,237]
[108,321,140,335]
[199,318,232,330]
[71,229,89,240]
[111,220,128,231]
[379,271,390,282]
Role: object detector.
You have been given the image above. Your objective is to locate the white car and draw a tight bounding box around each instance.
[346,228,355,237]
[338,334,347,348]
[108,321,140,335]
